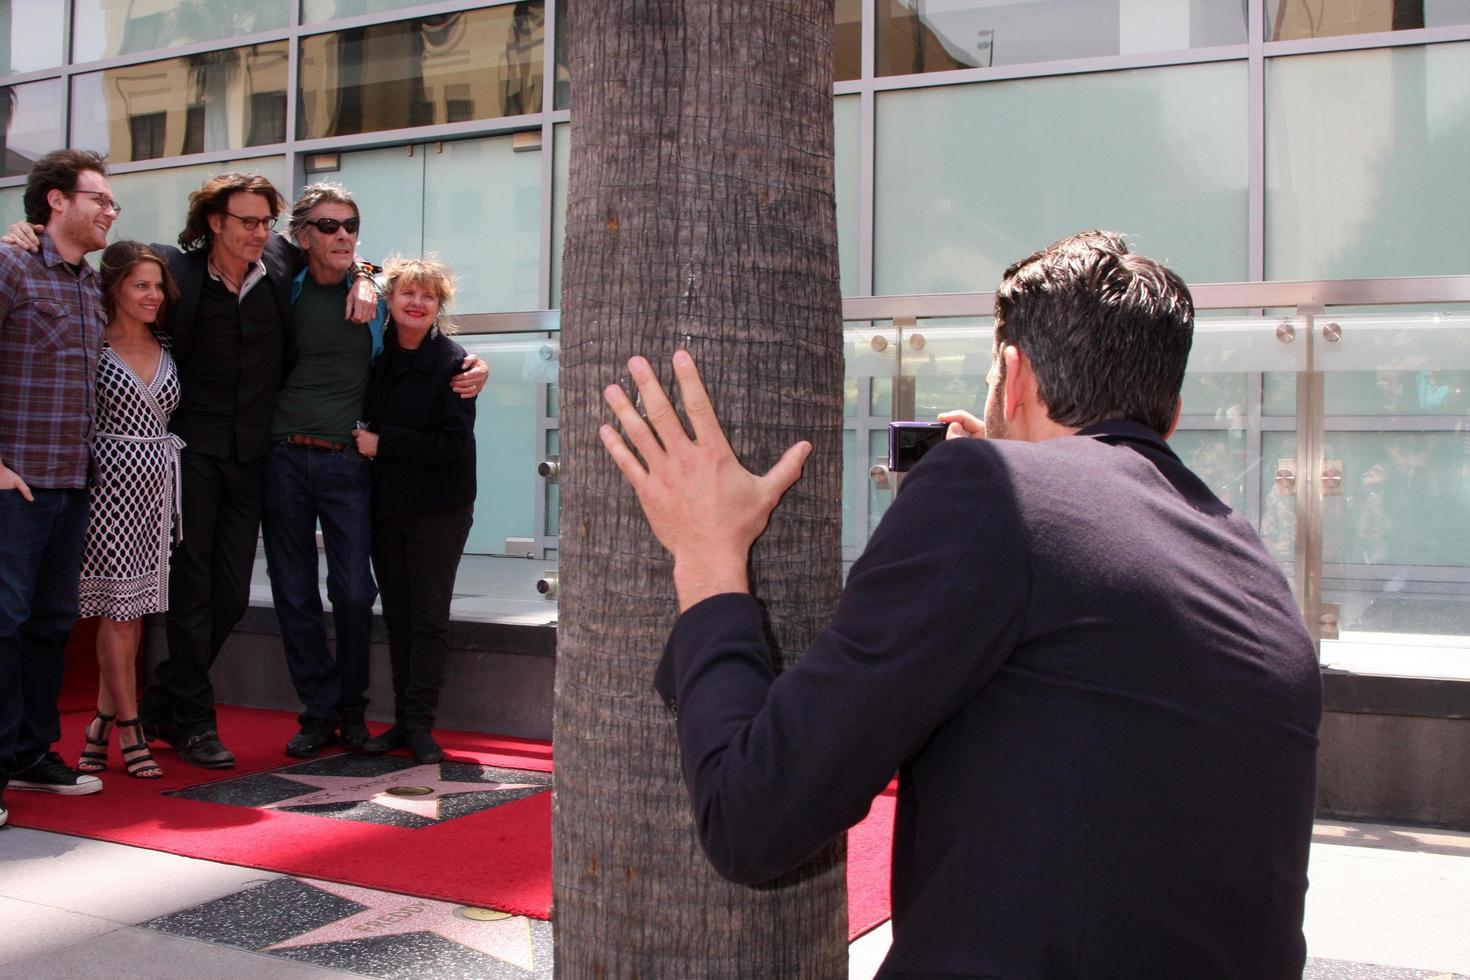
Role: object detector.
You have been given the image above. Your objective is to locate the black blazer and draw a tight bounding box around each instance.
[152,232,298,369]
[362,325,476,522]
[659,420,1322,979]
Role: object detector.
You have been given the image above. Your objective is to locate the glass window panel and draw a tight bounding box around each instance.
[71,0,289,63]
[1170,428,1249,512]
[551,121,568,307]
[1263,372,1296,416]
[1322,430,1469,569]
[1266,43,1470,280]
[554,0,570,110]
[298,5,545,140]
[1267,0,1470,41]
[834,95,859,298]
[1259,429,1298,566]
[104,156,285,250]
[1180,371,1249,420]
[422,135,541,313]
[0,77,62,178]
[868,428,892,534]
[870,374,892,416]
[1,0,65,73]
[842,427,858,548]
[875,64,1249,295]
[71,43,290,162]
[459,332,558,555]
[332,144,426,263]
[843,377,860,415]
[545,427,559,536]
[876,0,1245,77]
[835,0,861,81]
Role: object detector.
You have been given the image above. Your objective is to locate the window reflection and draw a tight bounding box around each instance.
[70,42,289,162]
[876,0,1245,76]
[71,0,290,63]
[1267,0,1469,41]
[1,0,65,74]
[298,4,545,140]
[0,78,63,177]
[836,0,861,81]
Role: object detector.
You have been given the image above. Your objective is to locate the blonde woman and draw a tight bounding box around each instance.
[352,258,476,765]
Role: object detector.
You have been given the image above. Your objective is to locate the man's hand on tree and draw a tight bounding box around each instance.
[599,351,811,612]
[2,222,42,252]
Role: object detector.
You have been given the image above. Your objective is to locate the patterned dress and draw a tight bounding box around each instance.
[78,338,185,620]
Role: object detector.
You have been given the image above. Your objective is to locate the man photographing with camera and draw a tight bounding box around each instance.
[599,230,1322,978]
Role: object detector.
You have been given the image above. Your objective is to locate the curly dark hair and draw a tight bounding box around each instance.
[993,230,1195,436]
[177,172,284,252]
[23,149,109,226]
[99,240,180,327]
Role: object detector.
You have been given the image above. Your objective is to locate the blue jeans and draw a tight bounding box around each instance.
[261,442,376,722]
[0,487,88,776]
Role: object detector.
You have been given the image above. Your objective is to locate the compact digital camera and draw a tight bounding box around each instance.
[888,420,949,472]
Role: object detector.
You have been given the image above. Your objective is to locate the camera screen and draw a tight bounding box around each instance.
[888,421,948,472]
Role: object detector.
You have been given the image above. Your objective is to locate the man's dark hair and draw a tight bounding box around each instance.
[178,172,284,252]
[993,230,1194,436]
[23,149,109,226]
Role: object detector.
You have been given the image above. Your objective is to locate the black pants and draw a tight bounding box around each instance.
[143,450,262,735]
[372,504,472,731]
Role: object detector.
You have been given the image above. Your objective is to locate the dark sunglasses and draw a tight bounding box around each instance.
[303,216,360,235]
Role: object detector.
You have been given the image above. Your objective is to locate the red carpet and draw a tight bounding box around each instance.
[9,705,893,939]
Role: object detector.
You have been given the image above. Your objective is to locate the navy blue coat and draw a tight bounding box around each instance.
[658,420,1322,979]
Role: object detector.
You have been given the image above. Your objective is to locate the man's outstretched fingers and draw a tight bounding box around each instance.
[599,423,648,486]
[761,441,813,500]
[628,356,690,451]
[670,350,727,448]
[604,381,664,464]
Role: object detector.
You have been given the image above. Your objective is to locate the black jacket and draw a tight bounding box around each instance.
[153,234,299,462]
[363,324,476,522]
[659,420,1322,979]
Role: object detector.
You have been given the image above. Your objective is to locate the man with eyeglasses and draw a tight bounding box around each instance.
[265,181,488,759]
[0,150,115,823]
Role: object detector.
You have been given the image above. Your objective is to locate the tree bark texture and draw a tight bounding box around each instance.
[554,1,848,977]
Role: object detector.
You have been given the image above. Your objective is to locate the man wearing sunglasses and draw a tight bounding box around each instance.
[265,181,487,759]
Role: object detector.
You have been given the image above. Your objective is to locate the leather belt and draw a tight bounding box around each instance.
[285,434,348,452]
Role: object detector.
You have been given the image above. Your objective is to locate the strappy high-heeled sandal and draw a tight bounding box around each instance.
[77,712,115,773]
[116,718,163,779]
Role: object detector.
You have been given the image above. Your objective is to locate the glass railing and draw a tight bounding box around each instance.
[452,277,1470,681]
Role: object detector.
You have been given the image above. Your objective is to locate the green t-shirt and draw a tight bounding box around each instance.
[270,275,372,450]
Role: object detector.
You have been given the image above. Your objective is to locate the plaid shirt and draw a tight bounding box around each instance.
[0,233,106,488]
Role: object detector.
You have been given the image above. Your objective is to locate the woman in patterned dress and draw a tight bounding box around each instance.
[75,241,183,779]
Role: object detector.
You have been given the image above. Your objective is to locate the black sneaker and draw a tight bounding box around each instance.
[10,752,103,796]
[406,730,443,765]
[338,711,369,751]
[172,730,235,769]
[286,718,336,758]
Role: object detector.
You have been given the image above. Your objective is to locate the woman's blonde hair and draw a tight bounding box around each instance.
[382,256,457,334]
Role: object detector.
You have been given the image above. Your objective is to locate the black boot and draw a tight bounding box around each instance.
[361,724,407,755]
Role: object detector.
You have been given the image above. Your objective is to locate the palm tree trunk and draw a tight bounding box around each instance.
[554,0,848,975]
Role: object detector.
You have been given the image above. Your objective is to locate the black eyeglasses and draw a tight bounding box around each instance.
[302,216,360,235]
[225,212,277,232]
[75,190,122,215]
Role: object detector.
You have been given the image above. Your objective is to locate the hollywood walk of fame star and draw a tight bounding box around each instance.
[265,878,539,969]
[264,764,546,821]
